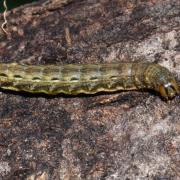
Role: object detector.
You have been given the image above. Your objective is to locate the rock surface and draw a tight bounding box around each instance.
[0,0,179,179]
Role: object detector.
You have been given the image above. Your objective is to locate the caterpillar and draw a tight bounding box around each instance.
[0,62,179,99]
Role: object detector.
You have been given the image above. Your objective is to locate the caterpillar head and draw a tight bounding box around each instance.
[159,79,179,99]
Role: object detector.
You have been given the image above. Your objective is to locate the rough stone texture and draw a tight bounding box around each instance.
[0,0,179,179]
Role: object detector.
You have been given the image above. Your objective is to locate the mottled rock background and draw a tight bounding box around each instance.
[0,0,179,179]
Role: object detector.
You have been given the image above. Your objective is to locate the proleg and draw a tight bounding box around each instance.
[0,62,179,99]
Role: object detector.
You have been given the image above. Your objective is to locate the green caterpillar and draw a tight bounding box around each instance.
[0,62,179,99]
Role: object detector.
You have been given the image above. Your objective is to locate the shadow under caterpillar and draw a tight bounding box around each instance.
[0,62,179,100]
